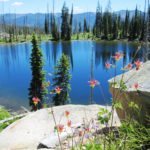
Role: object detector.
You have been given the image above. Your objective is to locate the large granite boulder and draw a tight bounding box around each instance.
[0,105,120,150]
[109,61,150,124]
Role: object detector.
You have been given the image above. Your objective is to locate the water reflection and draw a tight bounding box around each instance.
[61,41,73,69]
[0,41,144,110]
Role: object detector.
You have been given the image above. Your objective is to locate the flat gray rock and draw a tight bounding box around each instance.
[0,105,120,150]
[109,61,150,92]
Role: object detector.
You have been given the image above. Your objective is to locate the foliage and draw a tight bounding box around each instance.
[61,2,72,41]
[84,18,89,33]
[28,34,47,110]
[52,53,71,105]
[0,2,148,43]
[94,1,103,38]
[51,13,60,41]
[44,14,50,34]
[0,108,11,120]
[0,118,20,132]
[98,108,111,125]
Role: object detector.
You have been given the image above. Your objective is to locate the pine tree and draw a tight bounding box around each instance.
[103,12,109,39]
[61,2,71,40]
[52,54,71,105]
[70,4,73,37]
[112,15,118,39]
[79,22,82,33]
[132,6,140,39]
[94,1,102,38]
[129,18,134,40]
[117,15,122,39]
[51,13,60,41]
[44,14,49,34]
[70,5,73,26]
[124,10,130,38]
[28,34,46,110]
[140,10,146,41]
[83,18,88,32]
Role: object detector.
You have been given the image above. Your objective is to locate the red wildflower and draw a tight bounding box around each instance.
[88,80,99,88]
[56,124,64,133]
[79,130,83,137]
[85,127,90,132]
[67,120,72,127]
[113,52,123,61]
[133,83,139,90]
[55,87,62,94]
[65,111,70,118]
[123,63,133,71]
[134,60,142,70]
[105,62,112,69]
[32,97,40,105]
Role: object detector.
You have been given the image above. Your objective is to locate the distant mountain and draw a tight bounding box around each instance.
[0,10,144,30]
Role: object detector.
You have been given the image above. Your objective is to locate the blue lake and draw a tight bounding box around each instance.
[0,41,143,110]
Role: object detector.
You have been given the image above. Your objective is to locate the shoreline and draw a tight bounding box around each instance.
[0,38,144,46]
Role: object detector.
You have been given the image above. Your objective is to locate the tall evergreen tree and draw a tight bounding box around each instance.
[44,14,49,34]
[61,2,71,40]
[70,4,73,37]
[112,15,118,39]
[83,18,88,32]
[51,13,60,41]
[124,10,130,38]
[28,34,46,110]
[132,6,141,39]
[52,54,71,105]
[103,12,109,39]
[70,4,73,26]
[129,18,134,40]
[79,22,82,33]
[95,1,102,38]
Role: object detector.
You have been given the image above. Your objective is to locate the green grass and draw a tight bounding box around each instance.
[0,34,52,45]
[0,107,18,132]
[81,120,150,150]
[0,107,11,120]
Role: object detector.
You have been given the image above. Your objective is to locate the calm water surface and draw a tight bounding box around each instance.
[0,41,143,110]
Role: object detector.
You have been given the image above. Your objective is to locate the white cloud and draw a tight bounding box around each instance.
[12,1,24,7]
[0,0,9,2]
[74,6,84,13]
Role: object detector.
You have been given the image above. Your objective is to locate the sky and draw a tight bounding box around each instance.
[0,0,146,14]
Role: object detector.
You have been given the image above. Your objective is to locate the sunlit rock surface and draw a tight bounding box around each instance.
[109,61,150,124]
[0,105,120,150]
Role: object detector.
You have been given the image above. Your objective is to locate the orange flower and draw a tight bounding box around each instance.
[113,52,123,61]
[67,120,72,127]
[88,80,99,88]
[134,60,142,70]
[57,124,64,133]
[32,97,40,105]
[123,63,133,71]
[65,111,70,118]
[55,87,62,94]
[105,62,112,69]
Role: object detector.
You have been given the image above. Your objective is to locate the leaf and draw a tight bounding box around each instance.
[113,101,123,109]
[128,101,139,110]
